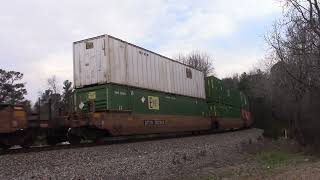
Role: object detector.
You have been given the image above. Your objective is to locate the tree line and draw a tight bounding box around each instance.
[267,0,320,148]
[220,0,320,150]
[173,0,320,150]
[0,69,73,116]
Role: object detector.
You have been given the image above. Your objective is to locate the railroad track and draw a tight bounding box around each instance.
[0,128,244,156]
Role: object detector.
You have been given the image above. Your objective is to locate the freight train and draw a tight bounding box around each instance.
[0,34,252,149]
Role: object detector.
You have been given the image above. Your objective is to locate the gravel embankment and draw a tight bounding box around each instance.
[0,128,263,180]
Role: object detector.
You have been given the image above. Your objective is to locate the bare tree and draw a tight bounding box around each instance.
[35,78,73,116]
[175,51,214,76]
[47,75,59,95]
[266,0,320,147]
[222,74,240,90]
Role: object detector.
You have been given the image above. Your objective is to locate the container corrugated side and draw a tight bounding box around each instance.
[205,76,224,102]
[73,35,205,99]
[208,102,241,118]
[205,76,248,108]
[74,84,209,116]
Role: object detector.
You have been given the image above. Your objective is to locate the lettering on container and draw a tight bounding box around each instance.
[114,91,127,96]
[148,96,159,110]
[139,50,149,56]
[88,91,96,100]
[144,120,166,126]
[165,96,176,100]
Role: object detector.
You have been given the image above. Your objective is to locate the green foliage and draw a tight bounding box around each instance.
[256,150,289,169]
[63,80,72,97]
[62,80,73,101]
[238,72,250,93]
[205,176,218,180]
[0,69,27,104]
[34,89,53,109]
[62,80,73,109]
[34,78,73,115]
[221,75,239,90]
[20,99,32,113]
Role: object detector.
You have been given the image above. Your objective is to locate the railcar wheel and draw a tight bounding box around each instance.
[21,139,33,148]
[94,137,104,144]
[214,121,220,130]
[47,136,59,146]
[68,134,81,145]
[243,121,248,129]
[0,143,10,150]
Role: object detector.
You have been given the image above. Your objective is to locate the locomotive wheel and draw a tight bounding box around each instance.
[68,134,81,145]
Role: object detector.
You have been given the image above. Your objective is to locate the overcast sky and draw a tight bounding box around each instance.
[0,0,282,102]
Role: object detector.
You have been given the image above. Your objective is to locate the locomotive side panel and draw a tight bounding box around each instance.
[0,105,27,134]
[0,106,12,133]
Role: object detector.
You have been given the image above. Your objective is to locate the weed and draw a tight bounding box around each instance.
[205,175,218,180]
[256,150,289,169]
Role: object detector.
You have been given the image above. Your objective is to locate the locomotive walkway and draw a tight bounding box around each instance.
[0,128,263,179]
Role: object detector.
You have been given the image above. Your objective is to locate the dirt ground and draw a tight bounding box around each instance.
[2,130,320,180]
[175,138,320,180]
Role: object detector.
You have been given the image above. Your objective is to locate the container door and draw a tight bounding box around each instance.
[74,37,107,87]
[109,37,127,84]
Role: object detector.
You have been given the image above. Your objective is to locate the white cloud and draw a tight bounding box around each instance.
[214,0,281,18]
[167,0,281,41]
[0,0,282,102]
[213,49,263,78]
[172,13,235,40]
[156,0,281,78]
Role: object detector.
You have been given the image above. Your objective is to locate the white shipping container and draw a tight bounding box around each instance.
[73,35,206,99]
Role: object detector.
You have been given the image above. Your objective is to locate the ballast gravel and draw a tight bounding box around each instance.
[0,128,263,180]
